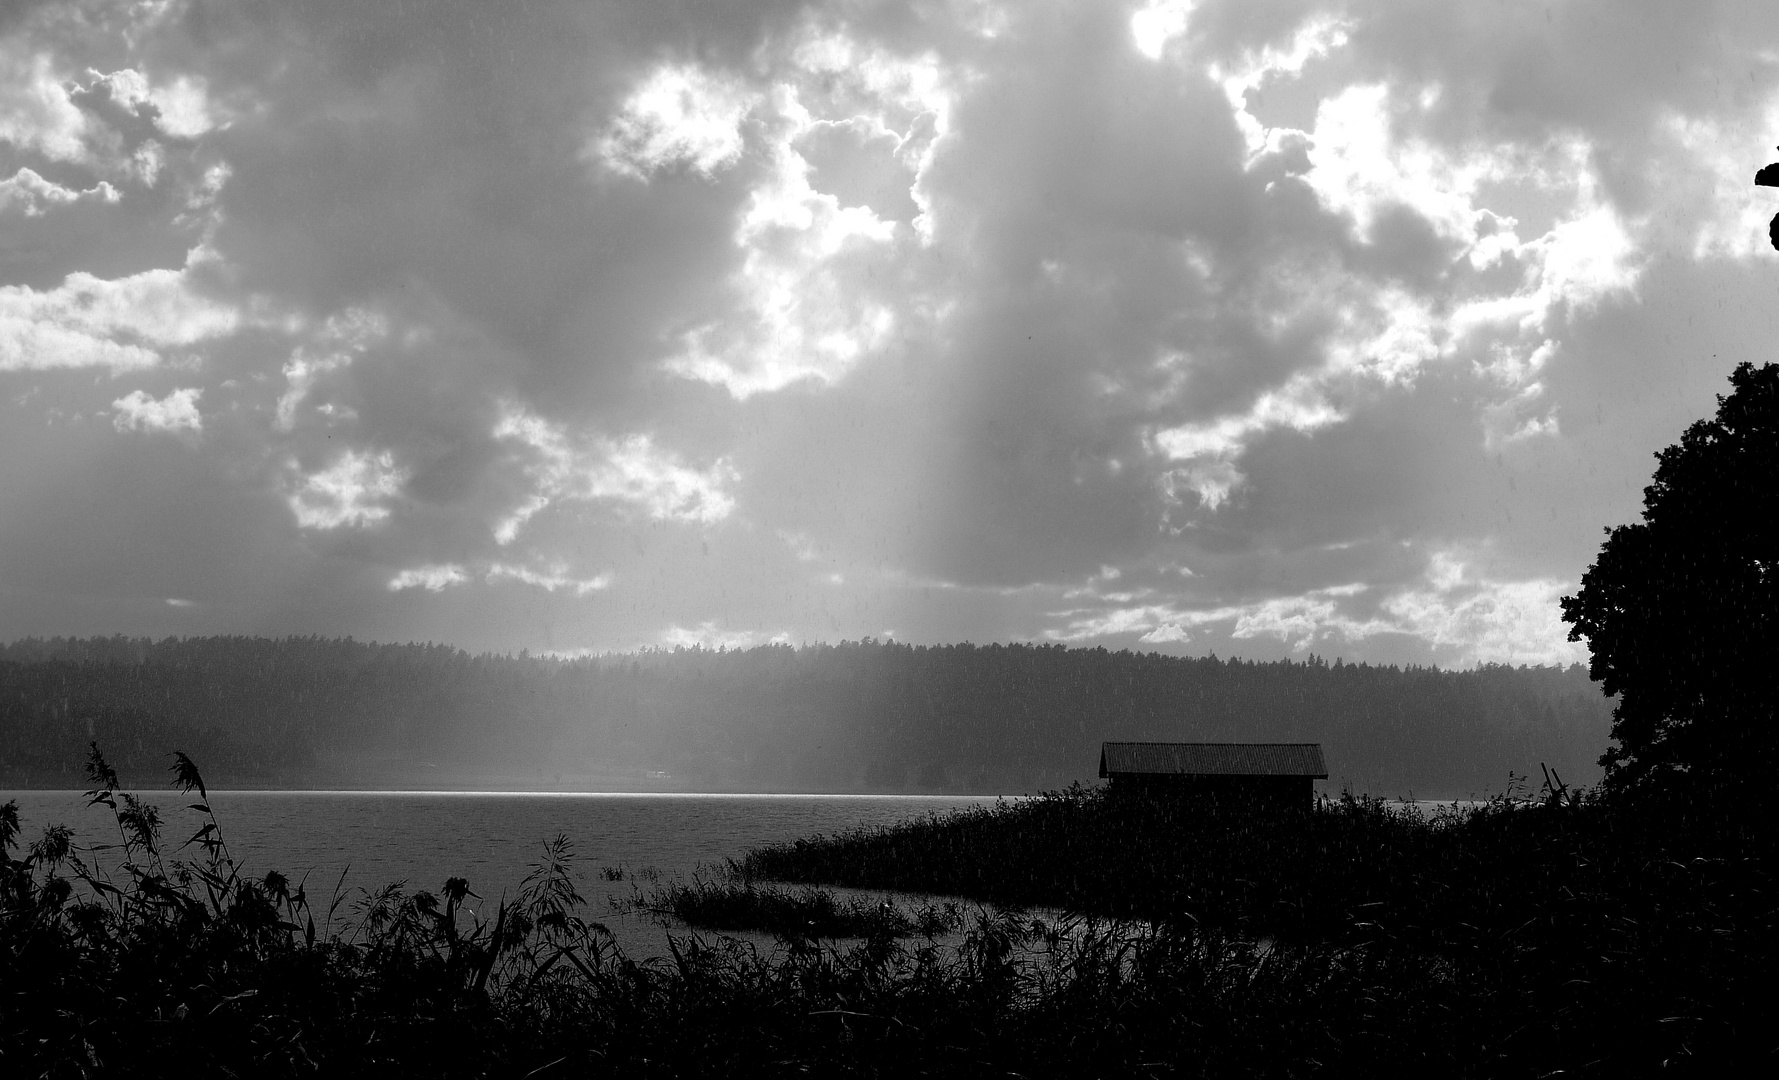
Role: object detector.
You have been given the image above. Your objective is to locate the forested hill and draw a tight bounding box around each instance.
[0,636,1613,798]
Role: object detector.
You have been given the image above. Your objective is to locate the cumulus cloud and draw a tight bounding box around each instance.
[595,64,759,179]
[1129,33,1645,520]
[388,564,470,592]
[111,386,202,434]
[275,309,386,430]
[1,48,220,185]
[1046,552,1581,668]
[657,32,951,397]
[288,450,407,530]
[492,407,737,543]
[85,68,218,140]
[0,252,239,372]
[1153,376,1342,510]
[1668,97,1779,259]
[1377,555,1582,667]
[1130,0,1198,61]
[387,561,611,597]
[1210,13,1350,159]
[0,167,120,216]
[0,50,90,163]
[487,562,612,596]
[1043,585,1375,651]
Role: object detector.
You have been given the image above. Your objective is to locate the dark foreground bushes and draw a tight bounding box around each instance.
[740,778,1776,1073]
[3,749,1773,1076]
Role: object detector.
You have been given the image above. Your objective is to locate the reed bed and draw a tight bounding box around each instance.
[614,876,966,941]
[2,747,1771,1076]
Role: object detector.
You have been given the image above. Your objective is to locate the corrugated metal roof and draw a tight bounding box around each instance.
[1099,742,1328,778]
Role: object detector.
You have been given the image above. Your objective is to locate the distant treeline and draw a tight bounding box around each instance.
[0,636,1613,796]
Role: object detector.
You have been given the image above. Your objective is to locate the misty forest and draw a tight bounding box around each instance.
[0,636,1609,797]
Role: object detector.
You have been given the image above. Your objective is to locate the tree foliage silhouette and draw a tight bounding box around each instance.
[1561,362,1779,798]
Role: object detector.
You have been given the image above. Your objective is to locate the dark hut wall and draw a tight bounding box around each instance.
[1107,773,1315,815]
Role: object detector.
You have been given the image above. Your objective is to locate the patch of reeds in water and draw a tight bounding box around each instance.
[615,875,965,941]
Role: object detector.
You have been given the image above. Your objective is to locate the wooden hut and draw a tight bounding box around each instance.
[1098,742,1327,815]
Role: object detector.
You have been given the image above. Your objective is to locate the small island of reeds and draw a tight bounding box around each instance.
[2,747,1770,1076]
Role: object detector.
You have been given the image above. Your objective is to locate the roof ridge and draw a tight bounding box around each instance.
[1100,740,1322,745]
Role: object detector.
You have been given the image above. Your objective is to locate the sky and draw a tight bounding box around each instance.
[2,0,1776,667]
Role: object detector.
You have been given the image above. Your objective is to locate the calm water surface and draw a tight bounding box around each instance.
[2,790,1008,959]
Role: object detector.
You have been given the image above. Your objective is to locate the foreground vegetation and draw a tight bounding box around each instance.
[3,749,1771,1075]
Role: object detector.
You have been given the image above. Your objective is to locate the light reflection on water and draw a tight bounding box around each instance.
[1,789,1015,960]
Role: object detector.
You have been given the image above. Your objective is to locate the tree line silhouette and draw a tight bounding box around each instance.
[0,635,1609,797]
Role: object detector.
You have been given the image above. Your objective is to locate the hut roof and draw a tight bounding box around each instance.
[1099,742,1328,779]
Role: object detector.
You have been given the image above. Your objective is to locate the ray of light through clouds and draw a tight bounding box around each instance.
[3,0,1777,666]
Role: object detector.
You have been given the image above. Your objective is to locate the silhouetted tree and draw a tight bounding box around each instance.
[1561,362,1779,801]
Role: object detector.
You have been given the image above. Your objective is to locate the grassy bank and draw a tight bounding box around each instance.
[3,750,1772,1075]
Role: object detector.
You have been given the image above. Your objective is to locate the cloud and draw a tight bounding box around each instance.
[1375,557,1584,668]
[1045,549,1582,668]
[1,167,120,216]
[275,309,386,430]
[288,449,407,530]
[0,250,239,372]
[1127,45,1643,518]
[1130,0,1198,61]
[387,560,610,597]
[3,0,1772,669]
[594,64,759,180]
[86,68,218,140]
[111,386,202,434]
[492,407,737,543]
[1152,376,1342,510]
[388,563,469,592]
[662,146,901,397]
[1042,588,1381,650]
[1297,81,1481,244]
[0,50,90,163]
[656,32,952,397]
[1210,13,1350,159]
[658,621,791,650]
[1,48,221,186]
[1666,95,1779,259]
[487,562,612,596]
[1478,375,1560,451]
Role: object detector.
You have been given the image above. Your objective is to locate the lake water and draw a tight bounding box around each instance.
[1,790,1008,960]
